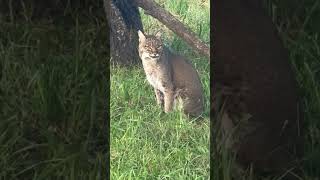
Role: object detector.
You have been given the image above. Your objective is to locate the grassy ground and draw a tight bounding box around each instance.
[110,0,210,179]
[0,2,108,179]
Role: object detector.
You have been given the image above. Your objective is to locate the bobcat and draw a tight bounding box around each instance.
[137,30,204,117]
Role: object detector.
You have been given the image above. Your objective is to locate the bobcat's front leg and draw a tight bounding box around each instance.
[163,88,174,113]
[154,88,164,107]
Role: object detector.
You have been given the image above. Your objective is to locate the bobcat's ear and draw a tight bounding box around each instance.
[155,31,162,39]
[138,30,146,43]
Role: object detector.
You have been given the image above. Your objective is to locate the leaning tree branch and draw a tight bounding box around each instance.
[134,0,210,59]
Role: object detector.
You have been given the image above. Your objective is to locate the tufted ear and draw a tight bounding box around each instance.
[137,30,146,43]
[155,31,162,39]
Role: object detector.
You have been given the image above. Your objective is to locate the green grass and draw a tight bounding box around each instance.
[110,0,210,179]
[0,3,107,179]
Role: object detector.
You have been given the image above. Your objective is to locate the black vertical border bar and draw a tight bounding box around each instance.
[103,0,111,179]
[210,0,217,180]
[210,0,216,179]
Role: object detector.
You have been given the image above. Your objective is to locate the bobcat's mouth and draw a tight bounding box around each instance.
[140,52,160,61]
[149,54,159,58]
[146,53,160,60]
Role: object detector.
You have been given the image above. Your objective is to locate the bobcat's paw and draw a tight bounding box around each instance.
[164,108,170,113]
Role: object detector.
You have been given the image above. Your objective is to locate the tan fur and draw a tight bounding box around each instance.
[137,30,204,117]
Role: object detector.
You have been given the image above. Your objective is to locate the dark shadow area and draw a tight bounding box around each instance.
[212,0,320,179]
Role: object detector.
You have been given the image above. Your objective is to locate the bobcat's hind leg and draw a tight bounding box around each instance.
[182,97,204,117]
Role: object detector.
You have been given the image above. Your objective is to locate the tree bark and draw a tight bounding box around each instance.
[134,0,210,59]
[105,0,144,65]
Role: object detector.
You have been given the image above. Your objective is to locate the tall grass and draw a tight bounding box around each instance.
[0,3,108,179]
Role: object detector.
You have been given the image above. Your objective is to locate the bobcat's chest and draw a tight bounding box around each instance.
[146,71,166,92]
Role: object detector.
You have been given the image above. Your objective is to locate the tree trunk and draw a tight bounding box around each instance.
[105,0,144,65]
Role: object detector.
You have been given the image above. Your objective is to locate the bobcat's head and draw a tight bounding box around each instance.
[138,30,163,61]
